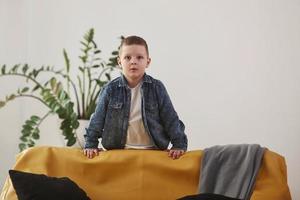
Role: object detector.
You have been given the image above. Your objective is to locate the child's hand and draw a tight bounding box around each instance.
[83,148,102,159]
[168,149,185,159]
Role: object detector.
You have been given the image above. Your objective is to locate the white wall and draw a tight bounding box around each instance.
[1,0,299,198]
[0,0,28,191]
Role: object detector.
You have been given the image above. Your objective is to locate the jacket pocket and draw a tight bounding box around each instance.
[107,102,123,121]
[109,102,123,109]
[145,102,159,116]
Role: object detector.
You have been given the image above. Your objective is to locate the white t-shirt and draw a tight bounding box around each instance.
[125,82,155,149]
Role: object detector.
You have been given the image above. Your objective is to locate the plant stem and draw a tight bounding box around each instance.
[14,94,49,107]
[85,57,93,117]
[70,81,81,118]
[90,66,112,102]
[37,111,52,126]
[0,73,43,88]
[82,71,86,118]
[43,69,81,118]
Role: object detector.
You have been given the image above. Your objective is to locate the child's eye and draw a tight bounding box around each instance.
[137,56,144,60]
[124,56,131,60]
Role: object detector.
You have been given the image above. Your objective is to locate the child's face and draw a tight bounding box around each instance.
[118,44,151,84]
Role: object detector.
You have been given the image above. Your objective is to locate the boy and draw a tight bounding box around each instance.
[83,36,187,159]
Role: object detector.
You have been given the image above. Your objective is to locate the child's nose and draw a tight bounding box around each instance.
[130,58,137,64]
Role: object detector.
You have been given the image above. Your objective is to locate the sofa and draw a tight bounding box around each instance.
[0,146,291,200]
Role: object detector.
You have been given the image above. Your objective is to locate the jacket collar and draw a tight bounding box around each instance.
[118,73,152,87]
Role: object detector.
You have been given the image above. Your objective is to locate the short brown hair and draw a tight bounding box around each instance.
[119,36,149,56]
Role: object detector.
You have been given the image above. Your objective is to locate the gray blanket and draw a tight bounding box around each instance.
[199,144,265,200]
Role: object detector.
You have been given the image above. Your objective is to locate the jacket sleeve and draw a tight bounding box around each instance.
[156,80,188,150]
[84,85,109,148]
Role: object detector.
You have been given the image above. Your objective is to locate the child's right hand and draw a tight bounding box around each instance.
[83,148,102,159]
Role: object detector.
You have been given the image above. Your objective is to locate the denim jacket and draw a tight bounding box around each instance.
[84,74,188,150]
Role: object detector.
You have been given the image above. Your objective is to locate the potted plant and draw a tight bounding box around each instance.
[0,28,121,151]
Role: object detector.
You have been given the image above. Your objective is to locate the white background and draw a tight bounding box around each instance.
[0,0,299,199]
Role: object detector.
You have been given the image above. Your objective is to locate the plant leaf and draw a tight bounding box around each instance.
[80,41,88,47]
[25,119,36,126]
[105,73,111,80]
[58,90,66,100]
[111,51,119,55]
[32,84,40,92]
[22,124,34,131]
[20,135,28,142]
[50,77,57,90]
[21,87,29,93]
[79,67,84,72]
[7,94,16,101]
[32,69,39,78]
[1,65,6,74]
[30,115,40,122]
[79,56,87,63]
[28,140,35,147]
[0,101,6,108]
[63,49,70,73]
[84,28,94,43]
[54,82,62,94]
[66,136,76,146]
[11,64,20,73]
[19,143,26,151]
[22,64,29,74]
[21,129,31,136]
[32,129,40,139]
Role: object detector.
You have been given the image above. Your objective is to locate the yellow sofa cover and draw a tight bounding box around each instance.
[0,146,291,200]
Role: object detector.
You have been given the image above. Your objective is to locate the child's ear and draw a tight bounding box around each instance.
[117,57,122,69]
[147,57,151,67]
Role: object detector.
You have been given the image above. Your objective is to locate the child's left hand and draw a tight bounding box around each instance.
[168,149,185,159]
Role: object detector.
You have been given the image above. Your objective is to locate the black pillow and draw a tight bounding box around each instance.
[177,193,241,200]
[9,170,91,200]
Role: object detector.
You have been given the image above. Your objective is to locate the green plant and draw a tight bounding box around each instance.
[0,28,120,151]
